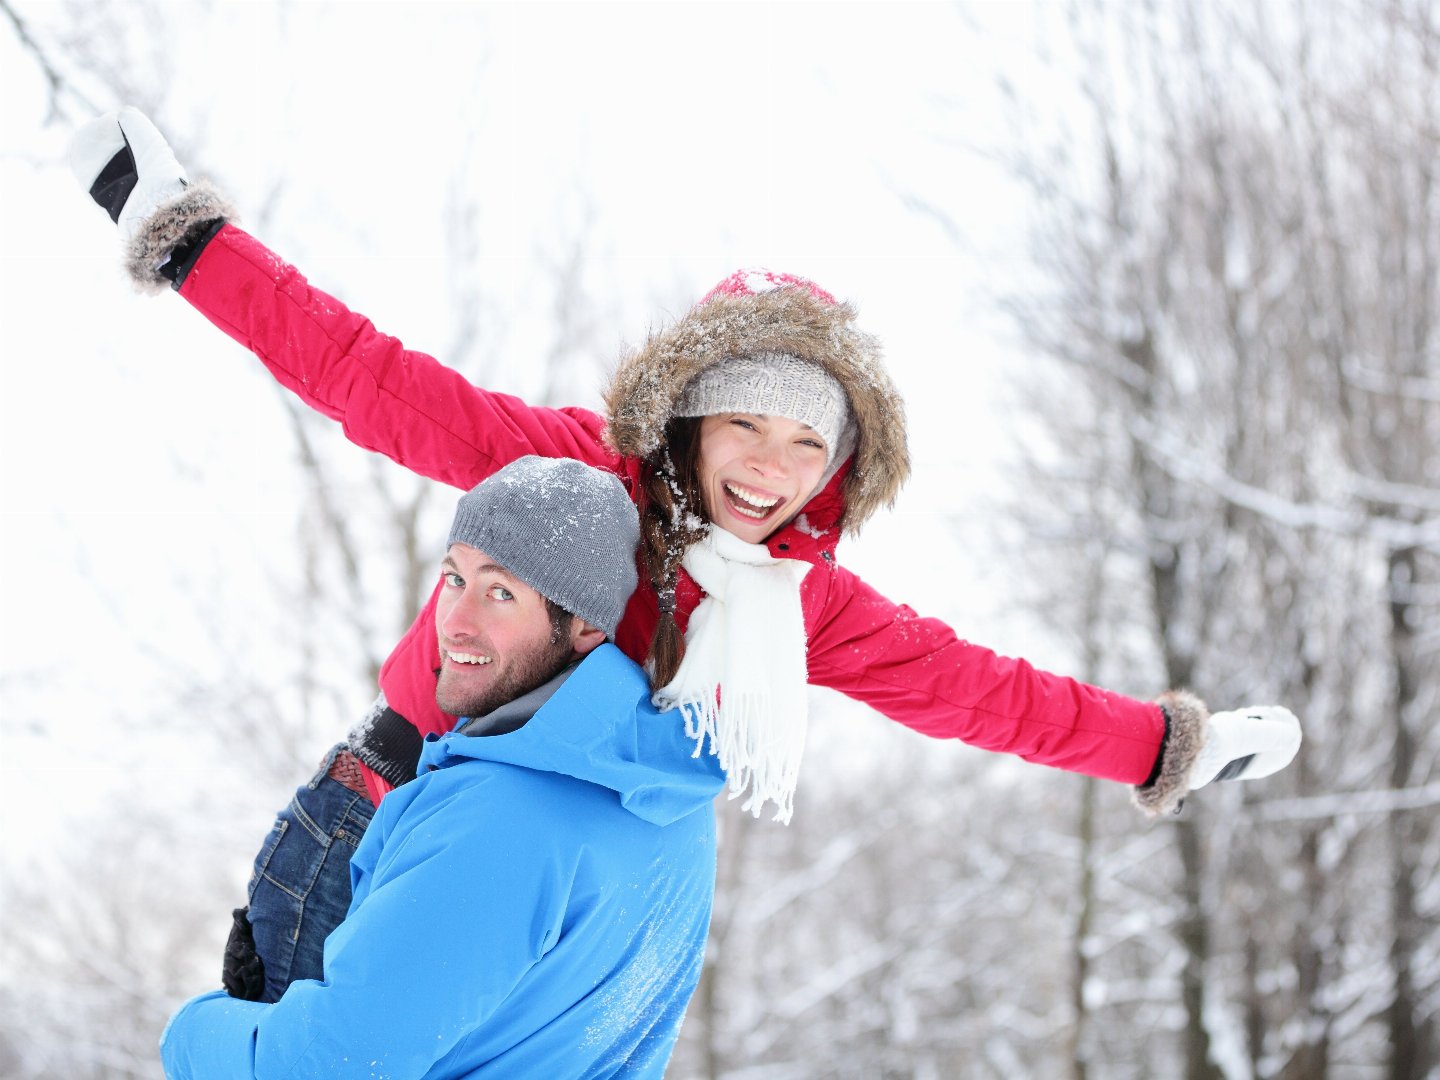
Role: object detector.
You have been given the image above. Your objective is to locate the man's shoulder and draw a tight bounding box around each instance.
[518,643,666,731]
[401,750,709,875]
[377,760,596,868]
[567,643,652,699]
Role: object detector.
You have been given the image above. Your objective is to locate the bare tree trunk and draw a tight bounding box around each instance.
[1279,642,1333,1080]
[1175,818,1223,1080]
[1069,775,1097,1080]
[1384,546,1426,1079]
[1275,823,1332,1080]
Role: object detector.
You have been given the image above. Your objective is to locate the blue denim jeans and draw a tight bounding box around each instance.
[245,743,376,1003]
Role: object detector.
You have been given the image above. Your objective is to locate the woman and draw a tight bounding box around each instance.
[70,109,1301,1002]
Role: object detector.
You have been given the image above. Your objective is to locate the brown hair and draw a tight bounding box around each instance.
[543,597,575,646]
[638,417,711,687]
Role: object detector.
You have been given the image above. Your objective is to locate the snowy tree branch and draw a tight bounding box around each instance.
[1342,355,1440,403]
[1134,417,1440,550]
[1251,780,1440,822]
[0,0,101,121]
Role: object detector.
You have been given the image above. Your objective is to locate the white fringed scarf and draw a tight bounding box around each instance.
[653,527,812,823]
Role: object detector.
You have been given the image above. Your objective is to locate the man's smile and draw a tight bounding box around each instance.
[445,649,494,666]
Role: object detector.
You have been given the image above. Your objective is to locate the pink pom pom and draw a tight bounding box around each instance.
[698,268,838,306]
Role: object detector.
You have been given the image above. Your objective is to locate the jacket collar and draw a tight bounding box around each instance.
[420,645,725,825]
[455,663,576,738]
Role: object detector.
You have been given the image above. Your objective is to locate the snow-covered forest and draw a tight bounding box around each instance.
[1,1,1436,1078]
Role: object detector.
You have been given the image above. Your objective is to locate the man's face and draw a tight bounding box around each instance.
[434,544,580,718]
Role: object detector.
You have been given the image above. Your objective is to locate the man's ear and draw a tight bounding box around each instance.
[570,619,608,658]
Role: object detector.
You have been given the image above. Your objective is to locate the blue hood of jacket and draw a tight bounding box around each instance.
[418,643,725,825]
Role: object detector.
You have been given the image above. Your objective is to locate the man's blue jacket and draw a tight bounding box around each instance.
[161,645,725,1078]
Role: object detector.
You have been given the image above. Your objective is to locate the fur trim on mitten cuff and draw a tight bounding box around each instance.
[124,181,236,293]
[1133,690,1209,817]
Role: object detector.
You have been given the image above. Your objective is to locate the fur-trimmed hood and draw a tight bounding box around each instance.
[602,282,911,535]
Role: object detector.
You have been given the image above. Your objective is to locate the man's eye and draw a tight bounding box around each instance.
[442,571,464,588]
[488,586,515,602]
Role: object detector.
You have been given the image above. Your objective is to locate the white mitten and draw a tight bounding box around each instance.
[1190,705,1301,789]
[69,106,188,241]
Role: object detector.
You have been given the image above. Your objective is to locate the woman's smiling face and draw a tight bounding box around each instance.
[696,413,829,543]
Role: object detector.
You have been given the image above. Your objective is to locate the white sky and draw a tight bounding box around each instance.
[0,1,1066,858]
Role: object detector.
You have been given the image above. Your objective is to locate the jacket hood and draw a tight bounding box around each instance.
[417,644,724,826]
[602,280,911,535]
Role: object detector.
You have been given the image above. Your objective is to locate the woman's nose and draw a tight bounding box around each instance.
[746,439,786,476]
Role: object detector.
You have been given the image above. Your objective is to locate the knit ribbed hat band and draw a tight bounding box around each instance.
[446,456,640,639]
[674,352,852,464]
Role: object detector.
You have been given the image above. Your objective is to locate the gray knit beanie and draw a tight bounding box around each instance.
[446,457,640,639]
[674,351,854,465]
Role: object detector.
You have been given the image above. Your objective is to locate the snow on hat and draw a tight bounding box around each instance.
[699,267,839,306]
[446,456,640,639]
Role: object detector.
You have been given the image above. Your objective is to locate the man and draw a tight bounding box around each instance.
[161,456,726,1078]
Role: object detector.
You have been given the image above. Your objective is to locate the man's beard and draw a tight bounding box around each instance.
[435,635,574,719]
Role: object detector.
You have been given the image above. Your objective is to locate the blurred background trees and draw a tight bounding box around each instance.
[987,2,1438,1076]
[1,1,1436,1077]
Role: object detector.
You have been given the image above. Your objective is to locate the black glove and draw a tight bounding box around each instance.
[221,906,267,1002]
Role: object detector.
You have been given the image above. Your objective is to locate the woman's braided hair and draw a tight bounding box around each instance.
[637,417,711,688]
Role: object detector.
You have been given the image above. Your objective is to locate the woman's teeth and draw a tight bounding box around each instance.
[725,482,780,519]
